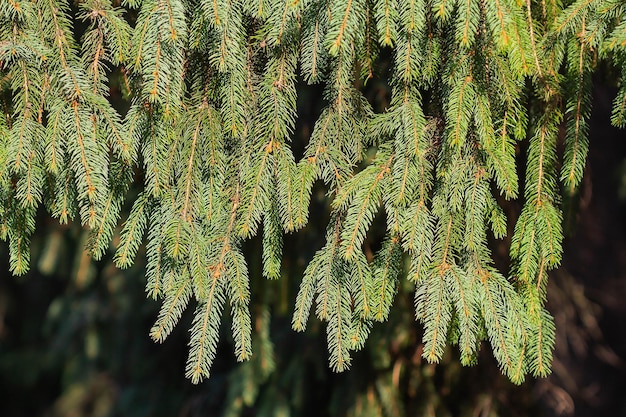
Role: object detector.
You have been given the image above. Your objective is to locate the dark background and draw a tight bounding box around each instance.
[1,72,626,416]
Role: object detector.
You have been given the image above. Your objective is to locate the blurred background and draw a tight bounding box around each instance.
[1,72,626,417]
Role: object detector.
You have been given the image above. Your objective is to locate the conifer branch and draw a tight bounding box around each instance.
[292,253,321,331]
[3,0,626,385]
[181,117,202,221]
[150,276,192,342]
[186,278,226,383]
[371,236,401,322]
[448,266,478,365]
[423,271,451,363]
[330,0,354,53]
[479,273,516,380]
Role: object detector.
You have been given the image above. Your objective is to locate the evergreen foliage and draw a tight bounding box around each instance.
[1,0,625,385]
